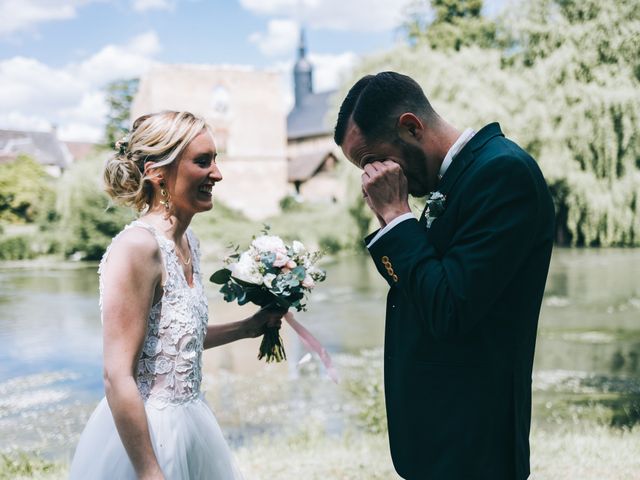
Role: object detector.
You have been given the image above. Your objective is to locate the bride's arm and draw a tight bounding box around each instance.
[203,307,284,349]
[101,230,165,480]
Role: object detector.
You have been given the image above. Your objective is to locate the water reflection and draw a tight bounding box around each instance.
[1,248,639,456]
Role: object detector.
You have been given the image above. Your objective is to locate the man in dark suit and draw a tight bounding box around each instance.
[333,72,555,480]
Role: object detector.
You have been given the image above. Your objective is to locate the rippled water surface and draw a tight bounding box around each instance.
[1,248,639,459]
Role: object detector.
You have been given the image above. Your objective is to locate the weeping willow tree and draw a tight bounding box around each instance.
[501,0,640,246]
[339,0,640,246]
[56,156,134,259]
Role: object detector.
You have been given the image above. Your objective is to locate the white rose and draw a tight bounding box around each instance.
[251,235,286,253]
[230,252,263,284]
[292,240,306,255]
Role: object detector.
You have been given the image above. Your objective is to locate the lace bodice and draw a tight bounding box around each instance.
[99,220,208,408]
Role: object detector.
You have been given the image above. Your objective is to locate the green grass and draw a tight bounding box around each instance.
[0,452,65,480]
[8,426,636,480]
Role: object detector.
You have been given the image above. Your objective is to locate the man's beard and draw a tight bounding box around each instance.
[397,138,430,197]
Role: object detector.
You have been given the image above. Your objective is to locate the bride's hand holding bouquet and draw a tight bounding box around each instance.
[210,230,336,380]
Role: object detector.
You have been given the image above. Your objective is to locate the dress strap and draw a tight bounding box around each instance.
[185,227,200,274]
[98,220,167,315]
[130,220,164,243]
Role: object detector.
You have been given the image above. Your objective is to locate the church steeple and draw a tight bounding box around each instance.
[293,28,313,107]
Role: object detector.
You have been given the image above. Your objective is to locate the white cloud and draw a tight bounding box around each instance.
[75,31,161,86]
[240,0,414,32]
[0,112,51,132]
[308,52,358,92]
[57,123,104,142]
[132,0,174,12]
[0,31,161,142]
[249,19,299,57]
[0,0,92,36]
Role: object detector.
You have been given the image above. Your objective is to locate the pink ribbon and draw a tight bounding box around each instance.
[284,312,339,383]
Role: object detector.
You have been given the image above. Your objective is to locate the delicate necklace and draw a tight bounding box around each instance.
[177,251,191,266]
[175,243,191,266]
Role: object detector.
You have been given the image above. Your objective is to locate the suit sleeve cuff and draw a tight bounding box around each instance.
[366,213,416,249]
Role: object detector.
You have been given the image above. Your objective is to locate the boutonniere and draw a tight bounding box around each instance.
[424,191,446,228]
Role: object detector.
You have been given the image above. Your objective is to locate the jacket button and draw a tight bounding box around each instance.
[381,255,390,263]
[392,274,399,282]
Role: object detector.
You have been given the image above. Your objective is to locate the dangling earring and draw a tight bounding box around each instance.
[159,181,171,213]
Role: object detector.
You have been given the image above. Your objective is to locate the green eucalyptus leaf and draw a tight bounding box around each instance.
[210,268,231,284]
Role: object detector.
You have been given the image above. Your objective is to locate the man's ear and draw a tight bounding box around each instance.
[396,113,424,143]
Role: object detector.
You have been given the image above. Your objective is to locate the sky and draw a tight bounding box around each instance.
[0,0,505,142]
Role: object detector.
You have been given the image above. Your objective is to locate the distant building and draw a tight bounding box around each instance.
[286,30,345,203]
[0,128,72,177]
[131,65,288,220]
[64,141,97,163]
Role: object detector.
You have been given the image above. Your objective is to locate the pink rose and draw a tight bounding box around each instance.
[273,252,290,267]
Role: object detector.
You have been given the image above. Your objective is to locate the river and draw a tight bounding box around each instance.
[0,248,639,460]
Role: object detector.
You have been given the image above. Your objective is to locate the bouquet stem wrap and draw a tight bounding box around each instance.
[284,312,338,383]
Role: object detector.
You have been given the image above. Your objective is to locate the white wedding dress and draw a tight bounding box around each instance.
[69,220,243,479]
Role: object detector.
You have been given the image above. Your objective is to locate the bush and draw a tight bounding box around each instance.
[0,235,36,260]
[0,154,55,224]
[318,235,342,254]
[279,194,303,212]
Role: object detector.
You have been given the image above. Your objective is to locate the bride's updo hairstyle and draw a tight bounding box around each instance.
[104,111,208,211]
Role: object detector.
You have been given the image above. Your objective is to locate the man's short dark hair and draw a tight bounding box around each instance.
[334,71,435,146]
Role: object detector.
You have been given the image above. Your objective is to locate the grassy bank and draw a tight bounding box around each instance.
[4,425,638,480]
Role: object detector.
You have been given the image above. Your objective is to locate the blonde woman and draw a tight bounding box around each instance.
[69,111,283,479]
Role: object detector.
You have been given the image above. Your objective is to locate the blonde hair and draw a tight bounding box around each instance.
[103,111,209,211]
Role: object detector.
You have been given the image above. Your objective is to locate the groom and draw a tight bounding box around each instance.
[334,72,554,480]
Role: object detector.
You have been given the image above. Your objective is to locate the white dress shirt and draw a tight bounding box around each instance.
[367,128,476,248]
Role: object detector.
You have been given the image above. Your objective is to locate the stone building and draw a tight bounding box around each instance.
[131,65,288,219]
[286,30,345,204]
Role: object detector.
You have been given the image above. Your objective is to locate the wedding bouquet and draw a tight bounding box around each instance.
[210,230,327,363]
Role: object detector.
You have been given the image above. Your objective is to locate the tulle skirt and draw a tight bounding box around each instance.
[69,395,243,479]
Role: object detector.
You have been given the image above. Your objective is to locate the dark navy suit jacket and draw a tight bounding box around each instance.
[366,123,555,480]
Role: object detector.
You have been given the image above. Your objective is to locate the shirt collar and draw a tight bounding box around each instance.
[438,128,476,180]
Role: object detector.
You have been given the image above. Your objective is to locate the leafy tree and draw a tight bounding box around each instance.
[501,0,640,245]
[56,155,134,260]
[0,154,55,223]
[347,0,640,246]
[404,0,499,50]
[104,78,139,149]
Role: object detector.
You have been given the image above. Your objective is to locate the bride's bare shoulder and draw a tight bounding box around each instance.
[104,225,161,269]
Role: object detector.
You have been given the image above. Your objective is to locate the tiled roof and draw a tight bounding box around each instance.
[288,151,337,182]
[0,129,72,168]
[287,90,336,140]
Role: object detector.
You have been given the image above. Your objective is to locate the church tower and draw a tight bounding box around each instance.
[293,28,313,107]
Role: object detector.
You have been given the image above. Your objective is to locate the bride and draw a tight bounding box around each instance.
[69,111,284,479]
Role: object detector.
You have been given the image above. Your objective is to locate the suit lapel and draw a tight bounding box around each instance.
[418,123,505,226]
[437,123,504,196]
